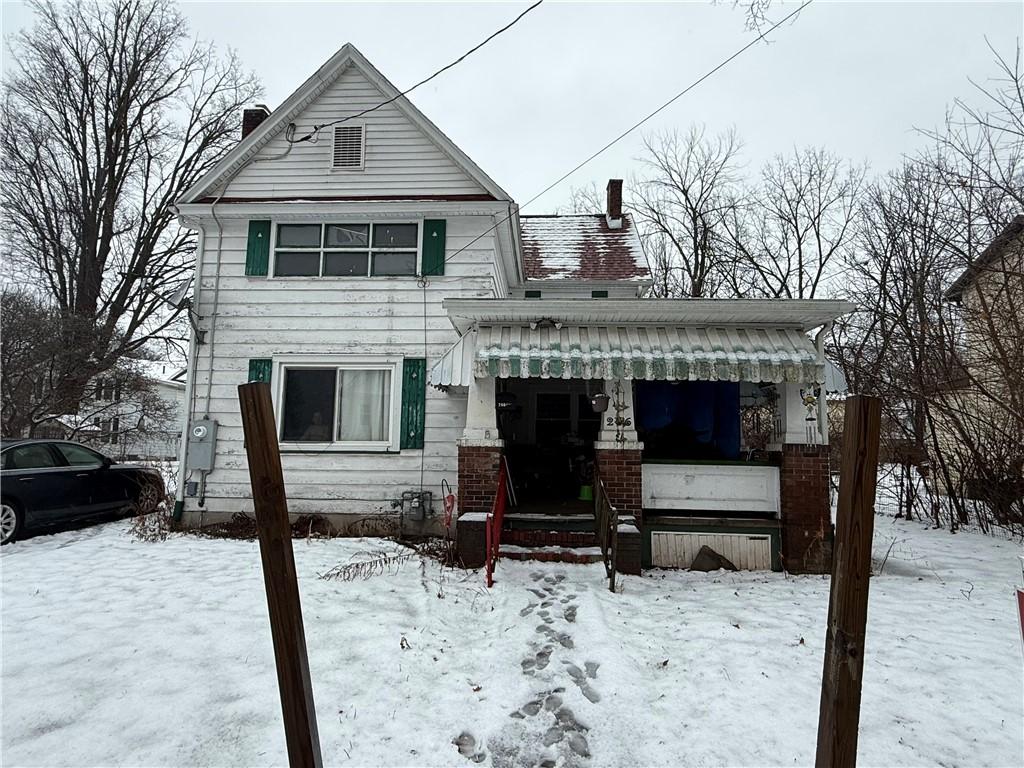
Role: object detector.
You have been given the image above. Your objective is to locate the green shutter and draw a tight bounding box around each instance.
[248,358,272,383]
[400,358,426,449]
[421,219,446,276]
[245,220,271,276]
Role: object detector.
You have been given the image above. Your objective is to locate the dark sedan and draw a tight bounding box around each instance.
[0,440,165,544]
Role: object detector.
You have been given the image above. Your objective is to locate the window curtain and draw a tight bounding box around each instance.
[338,370,390,441]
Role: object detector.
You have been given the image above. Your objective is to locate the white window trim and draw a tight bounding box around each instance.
[268,220,422,279]
[330,122,366,172]
[273,355,404,453]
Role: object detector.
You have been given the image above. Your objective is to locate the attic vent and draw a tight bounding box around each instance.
[332,124,364,169]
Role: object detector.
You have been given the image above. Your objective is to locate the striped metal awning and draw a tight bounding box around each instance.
[430,325,823,386]
[429,331,475,389]
[462,324,824,383]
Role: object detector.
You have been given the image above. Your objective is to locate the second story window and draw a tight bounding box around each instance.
[273,222,418,277]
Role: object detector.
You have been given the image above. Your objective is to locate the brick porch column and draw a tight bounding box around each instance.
[594,377,643,575]
[773,381,832,574]
[456,374,503,568]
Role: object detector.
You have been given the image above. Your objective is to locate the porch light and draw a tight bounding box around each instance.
[590,393,610,413]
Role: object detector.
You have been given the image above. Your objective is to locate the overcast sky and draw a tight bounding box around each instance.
[2,1,1021,211]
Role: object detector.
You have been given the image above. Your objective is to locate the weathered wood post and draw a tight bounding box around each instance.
[238,382,323,768]
[815,394,882,768]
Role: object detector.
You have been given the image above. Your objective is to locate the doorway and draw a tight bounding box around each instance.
[496,378,602,513]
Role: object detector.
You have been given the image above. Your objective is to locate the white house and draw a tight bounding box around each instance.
[173,44,852,573]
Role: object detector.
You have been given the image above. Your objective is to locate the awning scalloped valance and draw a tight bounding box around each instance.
[430,324,825,387]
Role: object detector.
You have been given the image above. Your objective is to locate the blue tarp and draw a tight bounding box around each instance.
[635,381,740,459]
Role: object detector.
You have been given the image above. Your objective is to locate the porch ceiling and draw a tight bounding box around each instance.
[431,324,824,385]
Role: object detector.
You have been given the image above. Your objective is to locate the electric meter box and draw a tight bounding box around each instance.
[187,419,218,472]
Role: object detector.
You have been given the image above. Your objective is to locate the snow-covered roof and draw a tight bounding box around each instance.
[520,214,651,283]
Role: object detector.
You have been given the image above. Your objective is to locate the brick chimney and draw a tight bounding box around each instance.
[241,104,271,139]
[606,178,623,229]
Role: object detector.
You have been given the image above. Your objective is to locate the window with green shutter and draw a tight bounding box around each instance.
[245,220,271,276]
[248,358,272,383]
[421,219,446,276]
[400,358,426,449]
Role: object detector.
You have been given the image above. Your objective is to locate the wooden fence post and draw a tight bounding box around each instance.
[238,382,323,768]
[815,395,882,768]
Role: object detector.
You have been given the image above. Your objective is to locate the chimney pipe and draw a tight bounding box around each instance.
[606,179,623,229]
[241,104,271,139]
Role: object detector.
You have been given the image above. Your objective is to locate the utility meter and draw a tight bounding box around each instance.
[187,419,218,472]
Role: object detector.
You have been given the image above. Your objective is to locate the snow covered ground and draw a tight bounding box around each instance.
[2,515,1021,767]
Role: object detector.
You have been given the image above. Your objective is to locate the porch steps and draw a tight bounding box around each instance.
[498,544,604,564]
[499,526,603,565]
[504,513,595,533]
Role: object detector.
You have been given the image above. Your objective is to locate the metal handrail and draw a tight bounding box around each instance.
[594,477,618,592]
[485,462,508,588]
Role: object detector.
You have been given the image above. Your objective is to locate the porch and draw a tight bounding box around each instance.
[434,299,852,574]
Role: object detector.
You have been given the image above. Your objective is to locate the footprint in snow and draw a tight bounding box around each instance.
[520,603,537,617]
[453,732,486,763]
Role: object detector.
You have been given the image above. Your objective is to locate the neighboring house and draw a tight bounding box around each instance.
[28,365,185,462]
[85,364,185,462]
[939,215,1024,515]
[173,44,853,573]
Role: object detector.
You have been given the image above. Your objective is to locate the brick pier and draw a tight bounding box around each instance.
[778,443,833,573]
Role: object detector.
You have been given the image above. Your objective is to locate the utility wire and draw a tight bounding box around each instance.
[291,0,544,144]
[441,0,814,267]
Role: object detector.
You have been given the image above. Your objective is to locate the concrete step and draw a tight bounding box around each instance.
[498,544,605,565]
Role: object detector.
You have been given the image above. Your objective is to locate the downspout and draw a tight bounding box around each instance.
[173,222,205,521]
[814,321,832,445]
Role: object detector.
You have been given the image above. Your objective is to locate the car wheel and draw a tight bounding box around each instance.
[1,501,23,545]
[134,482,161,515]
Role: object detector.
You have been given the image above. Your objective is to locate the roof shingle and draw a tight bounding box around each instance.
[520,214,651,283]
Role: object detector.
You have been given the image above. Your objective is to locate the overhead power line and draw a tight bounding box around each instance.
[291,0,544,144]
[441,0,815,267]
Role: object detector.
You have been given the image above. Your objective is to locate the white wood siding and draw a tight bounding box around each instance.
[651,531,773,570]
[642,463,781,514]
[184,214,501,518]
[520,283,644,299]
[226,66,487,199]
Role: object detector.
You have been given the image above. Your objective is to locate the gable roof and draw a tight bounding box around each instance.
[177,44,511,204]
[945,214,1024,301]
[520,214,651,283]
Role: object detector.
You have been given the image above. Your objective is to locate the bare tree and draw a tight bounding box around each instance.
[2,288,173,446]
[726,148,865,298]
[630,126,744,297]
[557,182,605,215]
[921,40,1024,211]
[0,0,260,415]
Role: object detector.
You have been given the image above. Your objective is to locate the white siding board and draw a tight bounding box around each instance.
[225,66,487,199]
[184,214,490,519]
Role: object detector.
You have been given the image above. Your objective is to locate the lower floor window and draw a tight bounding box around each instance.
[280,365,393,446]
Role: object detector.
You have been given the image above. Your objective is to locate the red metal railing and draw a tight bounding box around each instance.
[594,477,618,593]
[485,462,509,588]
